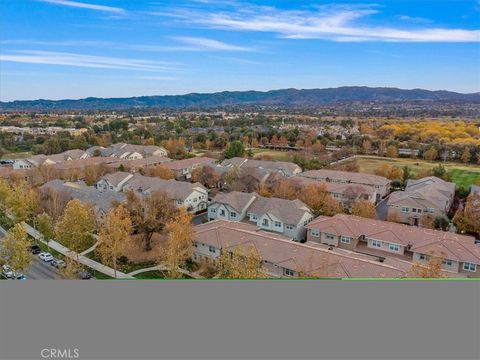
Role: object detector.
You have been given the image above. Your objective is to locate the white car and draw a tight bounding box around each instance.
[2,264,14,279]
[38,252,54,262]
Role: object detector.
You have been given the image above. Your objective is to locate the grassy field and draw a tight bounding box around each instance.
[251,148,294,162]
[355,156,480,189]
[1,151,31,160]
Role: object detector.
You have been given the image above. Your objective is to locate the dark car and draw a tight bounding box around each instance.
[78,271,92,280]
[30,244,41,254]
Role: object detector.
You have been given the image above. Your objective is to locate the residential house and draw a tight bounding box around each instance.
[208,192,314,240]
[13,149,87,170]
[164,157,217,181]
[386,176,455,225]
[39,180,126,220]
[96,172,133,192]
[285,176,377,209]
[86,143,168,159]
[193,220,408,278]
[306,214,480,277]
[101,173,208,213]
[299,169,390,201]
[221,157,302,177]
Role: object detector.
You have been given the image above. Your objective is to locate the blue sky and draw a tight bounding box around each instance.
[1,0,479,101]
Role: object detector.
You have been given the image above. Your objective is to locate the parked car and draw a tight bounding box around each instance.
[78,271,92,280]
[15,273,26,280]
[2,264,14,279]
[38,252,54,262]
[51,259,66,269]
[30,244,41,254]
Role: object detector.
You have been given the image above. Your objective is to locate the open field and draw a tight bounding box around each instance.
[355,156,480,189]
[251,148,294,162]
[1,151,32,160]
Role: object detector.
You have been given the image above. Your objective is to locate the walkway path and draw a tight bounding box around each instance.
[23,224,134,279]
[127,264,203,279]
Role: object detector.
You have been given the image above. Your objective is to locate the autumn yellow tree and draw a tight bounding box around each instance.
[386,145,398,158]
[8,180,38,223]
[298,184,343,217]
[55,199,96,261]
[410,252,447,278]
[216,245,266,279]
[162,208,194,278]
[461,147,471,163]
[272,180,297,200]
[0,223,32,275]
[143,165,175,180]
[453,193,480,237]
[351,200,376,219]
[97,205,132,278]
[424,147,438,161]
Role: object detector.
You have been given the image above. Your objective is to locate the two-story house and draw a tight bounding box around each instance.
[306,214,480,277]
[208,192,314,240]
[299,169,390,201]
[386,176,455,225]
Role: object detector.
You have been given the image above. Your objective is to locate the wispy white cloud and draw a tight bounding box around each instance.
[161,3,480,42]
[0,50,178,72]
[40,0,125,14]
[172,36,252,51]
[398,15,432,24]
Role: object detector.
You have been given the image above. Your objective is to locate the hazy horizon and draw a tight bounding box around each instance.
[1,0,479,101]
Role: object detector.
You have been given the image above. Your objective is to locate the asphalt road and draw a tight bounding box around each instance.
[27,258,62,280]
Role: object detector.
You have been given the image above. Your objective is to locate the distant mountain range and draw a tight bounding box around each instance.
[1,87,479,111]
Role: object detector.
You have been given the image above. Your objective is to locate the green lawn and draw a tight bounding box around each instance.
[1,151,32,160]
[355,156,480,189]
[250,148,294,162]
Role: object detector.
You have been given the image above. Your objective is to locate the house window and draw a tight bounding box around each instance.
[463,262,477,272]
[274,221,281,228]
[262,219,269,226]
[371,240,382,248]
[209,246,216,253]
[401,207,409,213]
[426,208,435,214]
[325,233,335,241]
[210,208,216,213]
[230,212,237,218]
[419,254,428,261]
[220,209,226,216]
[286,225,294,231]
[311,229,320,237]
[340,236,351,244]
[251,214,257,220]
[388,243,400,252]
[194,242,198,248]
[284,268,294,277]
[443,259,453,267]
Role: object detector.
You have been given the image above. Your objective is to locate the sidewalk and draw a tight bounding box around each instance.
[24,224,134,279]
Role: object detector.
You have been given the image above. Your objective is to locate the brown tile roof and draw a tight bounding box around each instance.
[307,214,480,264]
[287,176,377,197]
[164,157,216,170]
[248,196,312,225]
[195,220,408,278]
[210,191,256,212]
[221,157,301,175]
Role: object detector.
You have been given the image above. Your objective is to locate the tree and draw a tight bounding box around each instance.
[224,141,245,159]
[55,199,96,261]
[36,212,54,250]
[191,165,220,188]
[433,216,450,231]
[84,164,108,186]
[162,208,194,278]
[298,184,343,217]
[424,147,438,161]
[361,139,372,154]
[453,193,480,236]
[125,191,178,251]
[351,200,376,219]
[0,223,32,275]
[402,166,413,185]
[7,180,38,223]
[461,147,471,163]
[386,145,398,158]
[272,180,297,200]
[420,215,435,229]
[431,164,451,181]
[97,205,132,278]
[410,252,446,278]
[142,165,175,180]
[215,245,266,279]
